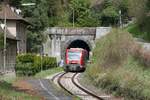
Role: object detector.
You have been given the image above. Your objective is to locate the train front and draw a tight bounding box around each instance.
[64,48,86,72]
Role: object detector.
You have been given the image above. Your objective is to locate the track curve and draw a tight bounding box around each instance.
[57,72,74,95]
[51,72,104,100]
[72,73,103,100]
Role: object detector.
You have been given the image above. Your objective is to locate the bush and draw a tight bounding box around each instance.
[92,29,134,68]
[15,62,36,76]
[42,56,57,70]
[15,54,57,76]
[17,53,35,63]
[86,29,150,99]
[34,56,57,70]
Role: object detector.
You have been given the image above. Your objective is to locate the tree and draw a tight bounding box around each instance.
[101,6,119,26]
[20,0,49,53]
[10,0,21,8]
[129,0,150,29]
[69,0,100,27]
[99,0,129,26]
[48,0,71,26]
[128,0,150,41]
[128,0,147,25]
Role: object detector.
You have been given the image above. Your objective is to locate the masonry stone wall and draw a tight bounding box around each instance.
[43,27,111,62]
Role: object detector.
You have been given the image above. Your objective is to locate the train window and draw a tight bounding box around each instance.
[68,51,81,60]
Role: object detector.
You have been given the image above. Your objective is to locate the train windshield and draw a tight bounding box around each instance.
[68,51,81,60]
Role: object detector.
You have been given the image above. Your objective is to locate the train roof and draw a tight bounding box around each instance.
[67,48,87,52]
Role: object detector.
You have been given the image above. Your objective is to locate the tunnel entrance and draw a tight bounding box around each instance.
[67,40,91,58]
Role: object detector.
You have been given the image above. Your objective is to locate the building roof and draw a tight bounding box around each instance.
[0,27,17,40]
[0,3,29,24]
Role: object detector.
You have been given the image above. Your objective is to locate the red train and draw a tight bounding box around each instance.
[64,48,88,72]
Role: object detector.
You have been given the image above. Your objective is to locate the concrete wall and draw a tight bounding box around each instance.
[142,43,150,51]
[43,36,52,56]
[138,42,150,51]
[96,27,111,39]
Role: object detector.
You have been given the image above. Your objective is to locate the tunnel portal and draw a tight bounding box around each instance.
[67,40,91,52]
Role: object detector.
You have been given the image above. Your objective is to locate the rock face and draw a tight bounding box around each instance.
[43,27,111,61]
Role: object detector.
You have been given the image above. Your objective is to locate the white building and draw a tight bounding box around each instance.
[0,3,28,72]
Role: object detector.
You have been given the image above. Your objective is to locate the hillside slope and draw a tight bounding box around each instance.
[85,29,150,100]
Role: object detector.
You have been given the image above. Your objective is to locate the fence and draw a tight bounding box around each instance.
[0,49,16,73]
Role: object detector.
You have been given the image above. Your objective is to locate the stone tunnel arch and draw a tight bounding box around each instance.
[62,38,93,60]
[67,40,91,52]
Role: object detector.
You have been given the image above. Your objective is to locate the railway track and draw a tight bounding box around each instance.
[57,72,74,95]
[51,72,104,100]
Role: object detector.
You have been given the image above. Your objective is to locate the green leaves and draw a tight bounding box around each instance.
[16,54,57,76]
[100,0,129,26]
[69,0,100,27]
[102,6,119,18]
[19,0,49,53]
[128,0,150,41]
[27,31,45,53]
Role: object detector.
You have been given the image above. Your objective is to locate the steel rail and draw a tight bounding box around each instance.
[51,72,64,82]
[53,72,104,100]
[57,72,74,95]
[72,73,104,100]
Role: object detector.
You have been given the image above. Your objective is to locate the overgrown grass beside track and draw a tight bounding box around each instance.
[35,67,63,78]
[86,29,150,100]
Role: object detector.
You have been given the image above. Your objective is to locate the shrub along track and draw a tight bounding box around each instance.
[51,72,104,100]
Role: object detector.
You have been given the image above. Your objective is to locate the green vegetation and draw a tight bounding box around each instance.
[128,0,150,29]
[7,0,150,51]
[0,74,16,84]
[15,54,57,76]
[100,0,129,26]
[86,29,150,99]
[35,67,63,78]
[8,0,131,53]
[0,81,39,100]
[0,61,63,100]
[127,0,150,41]
[0,74,39,100]
[126,23,150,42]
[68,0,100,27]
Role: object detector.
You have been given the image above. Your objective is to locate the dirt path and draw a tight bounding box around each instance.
[13,78,73,100]
[13,79,45,100]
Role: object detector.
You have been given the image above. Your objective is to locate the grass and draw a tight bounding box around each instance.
[0,67,63,99]
[0,74,39,100]
[0,81,40,100]
[125,23,150,42]
[0,73,16,83]
[34,67,63,78]
[97,56,150,100]
[85,29,150,100]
